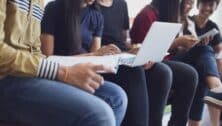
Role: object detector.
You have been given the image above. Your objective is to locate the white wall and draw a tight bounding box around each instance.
[44,0,221,27]
[127,0,221,27]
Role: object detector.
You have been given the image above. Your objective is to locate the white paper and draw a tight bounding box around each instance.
[47,55,120,73]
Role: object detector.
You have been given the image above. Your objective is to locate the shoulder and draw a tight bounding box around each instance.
[113,0,128,8]
[83,7,104,26]
[87,6,103,20]
[136,5,157,20]
[207,20,219,29]
[44,1,58,14]
[45,1,56,10]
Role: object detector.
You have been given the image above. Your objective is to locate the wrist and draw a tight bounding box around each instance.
[57,65,67,82]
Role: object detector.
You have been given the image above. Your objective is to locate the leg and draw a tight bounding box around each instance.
[95,81,128,126]
[103,66,149,126]
[174,46,221,125]
[0,76,116,126]
[208,104,221,126]
[164,61,198,126]
[216,59,222,79]
[194,46,221,89]
[188,79,207,126]
[145,62,173,126]
[188,120,201,126]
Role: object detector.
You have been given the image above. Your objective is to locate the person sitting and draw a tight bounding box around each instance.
[130,0,199,125]
[0,0,128,126]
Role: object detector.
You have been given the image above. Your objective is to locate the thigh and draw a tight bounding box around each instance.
[103,66,149,126]
[95,81,127,110]
[163,60,198,90]
[95,81,127,126]
[0,77,114,126]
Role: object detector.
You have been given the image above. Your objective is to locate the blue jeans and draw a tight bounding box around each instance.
[172,45,219,121]
[0,76,127,126]
[103,66,149,126]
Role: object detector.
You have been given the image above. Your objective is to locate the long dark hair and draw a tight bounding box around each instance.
[59,0,82,55]
[151,0,181,22]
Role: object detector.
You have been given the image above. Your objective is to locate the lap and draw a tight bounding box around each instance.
[0,76,114,126]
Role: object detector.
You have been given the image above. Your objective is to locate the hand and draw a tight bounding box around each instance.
[176,35,199,49]
[143,61,155,70]
[128,47,139,55]
[94,44,121,56]
[198,36,213,46]
[214,43,222,54]
[57,63,113,93]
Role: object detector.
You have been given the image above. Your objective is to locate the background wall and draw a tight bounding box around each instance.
[44,0,221,28]
[127,0,221,27]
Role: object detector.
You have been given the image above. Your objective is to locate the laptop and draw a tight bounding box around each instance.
[118,21,182,67]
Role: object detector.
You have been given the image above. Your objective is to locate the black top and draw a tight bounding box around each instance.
[80,6,104,51]
[41,1,86,55]
[192,17,222,47]
[99,0,129,51]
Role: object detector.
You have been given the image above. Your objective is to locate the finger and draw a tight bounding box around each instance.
[107,45,121,53]
[104,50,116,55]
[92,64,114,73]
[84,84,96,94]
[143,63,152,70]
[143,61,155,70]
[89,71,104,86]
[88,79,101,90]
[209,36,214,41]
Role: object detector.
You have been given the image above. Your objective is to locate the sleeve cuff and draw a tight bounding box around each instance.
[37,58,59,80]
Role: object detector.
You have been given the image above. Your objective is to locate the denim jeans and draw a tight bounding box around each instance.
[0,76,127,126]
[103,66,149,126]
[172,45,219,121]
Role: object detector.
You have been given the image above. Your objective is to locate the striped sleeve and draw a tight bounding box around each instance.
[37,59,59,80]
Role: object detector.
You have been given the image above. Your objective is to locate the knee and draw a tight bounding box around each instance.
[98,82,128,115]
[198,45,214,52]
[111,84,128,113]
[78,98,116,126]
[155,62,172,77]
[181,63,198,90]
[153,62,173,86]
[93,101,116,126]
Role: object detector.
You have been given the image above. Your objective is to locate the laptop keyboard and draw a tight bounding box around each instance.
[118,57,136,65]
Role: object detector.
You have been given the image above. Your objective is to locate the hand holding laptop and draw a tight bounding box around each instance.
[128,47,155,69]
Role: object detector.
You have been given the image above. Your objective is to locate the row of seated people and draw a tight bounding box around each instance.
[0,0,222,126]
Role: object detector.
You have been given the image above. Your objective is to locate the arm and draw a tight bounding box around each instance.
[168,35,199,53]
[212,26,222,53]
[0,0,58,79]
[40,34,54,56]
[41,2,56,56]
[90,36,101,52]
[122,1,129,44]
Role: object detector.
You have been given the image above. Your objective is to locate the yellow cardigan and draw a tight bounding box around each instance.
[0,0,58,80]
